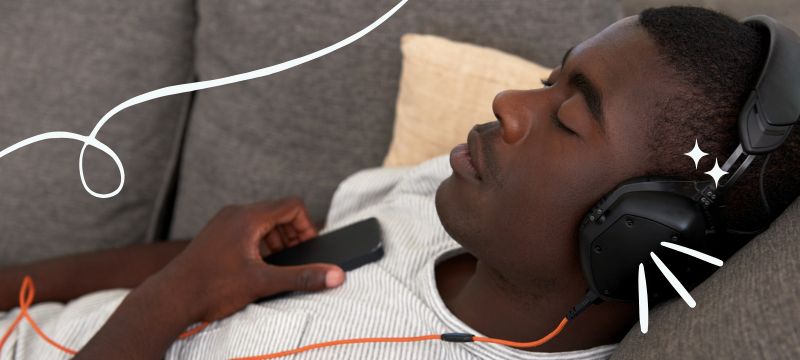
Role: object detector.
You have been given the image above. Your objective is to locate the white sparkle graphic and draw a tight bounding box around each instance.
[684,138,708,169]
[704,158,729,187]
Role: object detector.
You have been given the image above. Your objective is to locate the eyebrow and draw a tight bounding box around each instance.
[559,46,605,127]
[560,46,574,69]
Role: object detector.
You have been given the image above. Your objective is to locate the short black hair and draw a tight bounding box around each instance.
[637,7,800,288]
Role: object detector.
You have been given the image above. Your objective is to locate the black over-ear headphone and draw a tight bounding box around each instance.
[570,15,800,312]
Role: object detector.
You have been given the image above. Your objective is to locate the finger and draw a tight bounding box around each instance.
[249,198,318,241]
[288,206,317,241]
[281,225,300,247]
[283,224,299,241]
[264,230,284,254]
[258,238,271,257]
[263,264,345,293]
[277,225,297,247]
[278,199,318,241]
[283,224,297,238]
[277,225,288,240]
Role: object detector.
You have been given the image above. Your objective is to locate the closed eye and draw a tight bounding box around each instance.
[542,79,578,136]
[550,114,577,135]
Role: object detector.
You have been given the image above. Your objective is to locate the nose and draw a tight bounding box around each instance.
[492,89,535,144]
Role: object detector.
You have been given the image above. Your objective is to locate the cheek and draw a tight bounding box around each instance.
[501,149,593,206]
[490,144,618,241]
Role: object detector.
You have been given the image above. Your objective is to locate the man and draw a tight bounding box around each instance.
[1,6,798,359]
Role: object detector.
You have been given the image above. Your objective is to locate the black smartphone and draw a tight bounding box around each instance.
[263,217,384,271]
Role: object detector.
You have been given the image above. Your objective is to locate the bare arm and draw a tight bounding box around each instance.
[75,199,345,359]
[73,270,199,360]
[0,240,189,311]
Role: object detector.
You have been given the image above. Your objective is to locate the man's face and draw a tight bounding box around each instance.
[435,17,678,291]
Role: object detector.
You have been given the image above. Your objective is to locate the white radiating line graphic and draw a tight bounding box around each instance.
[638,263,649,334]
[660,241,724,266]
[0,0,409,198]
[638,244,723,333]
[650,252,696,308]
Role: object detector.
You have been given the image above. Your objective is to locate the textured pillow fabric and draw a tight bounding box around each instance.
[0,1,194,265]
[168,0,620,239]
[612,198,800,359]
[383,34,552,167]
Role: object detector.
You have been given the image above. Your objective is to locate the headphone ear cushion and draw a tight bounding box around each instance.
[579,191,709,302]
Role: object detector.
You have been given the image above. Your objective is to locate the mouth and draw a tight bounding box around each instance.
[449,128,484,182]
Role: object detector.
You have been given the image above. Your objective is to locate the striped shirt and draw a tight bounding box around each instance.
[0,155,617,359]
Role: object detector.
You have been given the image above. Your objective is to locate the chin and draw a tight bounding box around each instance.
[435,177,458,237]
[435,176,478,248]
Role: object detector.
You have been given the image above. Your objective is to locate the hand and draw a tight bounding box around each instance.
[154,198,346,323]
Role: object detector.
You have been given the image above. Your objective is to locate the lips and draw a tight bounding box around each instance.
[467,128,483,178]
[449,128,483,182]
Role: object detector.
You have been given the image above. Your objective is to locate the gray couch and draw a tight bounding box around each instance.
[0,0,797,358]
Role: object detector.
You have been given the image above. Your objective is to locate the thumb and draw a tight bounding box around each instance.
[267,264,346,293]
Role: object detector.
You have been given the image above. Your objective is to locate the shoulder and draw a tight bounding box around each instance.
[326,155,450,227]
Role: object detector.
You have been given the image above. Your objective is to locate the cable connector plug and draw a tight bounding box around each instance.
[440,333,474,342]
[567,290,601,320]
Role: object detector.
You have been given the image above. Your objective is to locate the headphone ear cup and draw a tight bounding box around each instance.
[579,188,709,302]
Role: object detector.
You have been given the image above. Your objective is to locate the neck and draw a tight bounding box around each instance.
[436,253,637,352]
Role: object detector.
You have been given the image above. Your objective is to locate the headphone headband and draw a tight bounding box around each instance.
[738,15,800,154]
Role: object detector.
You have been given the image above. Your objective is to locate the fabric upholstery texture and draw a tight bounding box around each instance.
[621,0,800,31]
[383,34,552,167]
[168,0,621,239]
[0,1,195,265]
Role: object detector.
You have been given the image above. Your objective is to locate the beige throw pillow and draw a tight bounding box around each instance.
[383,34,552,167]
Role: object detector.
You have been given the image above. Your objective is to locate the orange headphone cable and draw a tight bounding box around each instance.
[0,276,208,355]
[229,318,569,360]
[1,276,571,359]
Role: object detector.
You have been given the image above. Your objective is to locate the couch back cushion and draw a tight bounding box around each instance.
[383,34,552,167]
[0,0,195,265]
[168,0,620,238]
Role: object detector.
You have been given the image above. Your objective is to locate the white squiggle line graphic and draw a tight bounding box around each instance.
[0,0,408,198]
